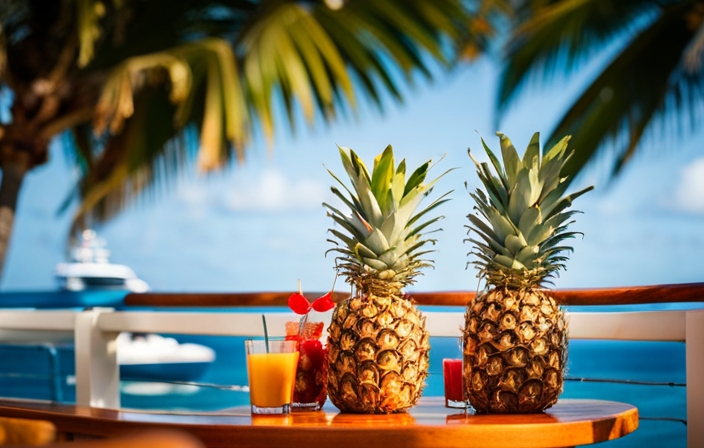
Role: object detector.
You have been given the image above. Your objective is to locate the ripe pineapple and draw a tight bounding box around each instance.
[325,145,450,414]
[463,132,592,414]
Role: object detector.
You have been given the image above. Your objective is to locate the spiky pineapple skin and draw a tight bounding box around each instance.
[462,288,567,414]
[327,293,430,414]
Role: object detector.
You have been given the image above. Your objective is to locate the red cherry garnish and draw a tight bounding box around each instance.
[312,291,335,312]
[288,293,312,315]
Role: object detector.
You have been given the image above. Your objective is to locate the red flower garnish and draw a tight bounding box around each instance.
[312,292,335,312]
[287,291,336,315]
[288,293,312,315]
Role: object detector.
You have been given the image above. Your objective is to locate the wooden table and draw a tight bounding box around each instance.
[0,397,637,448]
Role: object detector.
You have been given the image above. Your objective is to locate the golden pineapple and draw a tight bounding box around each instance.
[463,132,592,413]
[325,145,450,413]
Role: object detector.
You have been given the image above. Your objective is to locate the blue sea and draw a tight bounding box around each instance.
[0,292,692,447]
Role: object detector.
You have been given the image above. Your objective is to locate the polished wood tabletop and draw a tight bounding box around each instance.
[0,397,638,448]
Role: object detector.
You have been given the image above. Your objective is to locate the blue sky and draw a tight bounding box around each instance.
[2,56,703,292]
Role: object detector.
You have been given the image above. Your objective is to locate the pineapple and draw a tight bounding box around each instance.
[463,132,592,414]
[324,145,450,414]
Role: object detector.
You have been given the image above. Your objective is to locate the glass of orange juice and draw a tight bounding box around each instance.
[245,339,299,414]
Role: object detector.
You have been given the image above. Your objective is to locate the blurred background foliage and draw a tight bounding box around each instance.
[0,0,478,276]
[495,0,704,181]
[0,0,702,280]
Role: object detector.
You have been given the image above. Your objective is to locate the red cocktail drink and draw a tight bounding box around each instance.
[443,359,465,408]
[286,321,327,411]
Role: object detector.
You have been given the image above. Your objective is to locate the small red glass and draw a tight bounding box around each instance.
[285,320,327,411]
[443,358,466,409]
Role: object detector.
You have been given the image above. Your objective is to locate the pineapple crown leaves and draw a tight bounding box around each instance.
[324,144,453,292]
[465,131,593,289]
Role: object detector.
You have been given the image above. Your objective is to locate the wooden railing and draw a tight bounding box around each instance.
[124,282,704,307]
[0,282,701,447]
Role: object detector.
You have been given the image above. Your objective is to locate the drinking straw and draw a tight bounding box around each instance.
[262,314,270,353]
[297,279,308,340]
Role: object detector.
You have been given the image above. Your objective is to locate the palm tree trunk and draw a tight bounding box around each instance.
[0,160,27,280]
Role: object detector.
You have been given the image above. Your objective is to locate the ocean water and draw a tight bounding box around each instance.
[130,333,684,448]
[0,297,690,448]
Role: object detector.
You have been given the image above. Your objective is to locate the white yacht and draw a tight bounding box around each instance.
[51,230,215,387]
[55,230,150,293]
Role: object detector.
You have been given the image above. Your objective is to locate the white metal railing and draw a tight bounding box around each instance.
[0,308,701,447]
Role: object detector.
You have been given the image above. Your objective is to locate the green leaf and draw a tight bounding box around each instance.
[406,215,444,240]
[364,228,391,254]
[337,146,360,186]
[497,132,521,185]
[403,238,436,257]
[329,184,363,217]
[544,185,594,220]
[404,161,430,197]
[325,208,367,242]
[504,234,526,255]
[359,186,384,227]
[541,232,582,252]
[76,0,101,67]
[507,168,531,224]
[406,190,452,228]
[527,223,553,247]
[362,257,389,270]
[391,160,406,207]
[379,249,399,267]
[543,210,582,232]
[537,149,568,203]
[523,132,540,170]
[478,162,508,212]
[371,145,395,210]
[494,254,514,269]
[467,238,496,258]
[517,206,542,238]
[479,137,509,191]
[355,242,378,258]
[515,245,539,265]
[350,149,372,185]
[486,208,515,242]
[467,214,501,246]
[329,229,355,249]
[380,213,398,241]
[543,135,570,163]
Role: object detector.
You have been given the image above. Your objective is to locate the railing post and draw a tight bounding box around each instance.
[687,310,704,448]
[74,309,120,409]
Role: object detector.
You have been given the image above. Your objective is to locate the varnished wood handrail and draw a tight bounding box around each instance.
[124,282,704,307]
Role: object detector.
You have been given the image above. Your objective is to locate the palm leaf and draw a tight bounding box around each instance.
[5,0,469,231]
[498,0,659,112]
[547,1,698,179]
[499,0,703,180]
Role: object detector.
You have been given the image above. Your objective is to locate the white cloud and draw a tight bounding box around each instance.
[670,158,704,214]
[228,168,329,212]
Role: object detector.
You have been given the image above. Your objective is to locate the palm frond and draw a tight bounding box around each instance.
[544,1,699,179]
[498,0,659,112]
[71,88,191,227]
[460,0,515,59]
[683,21,704,73]
[76,0,104,68]
[239,2,354,143]
[71,0,466,228]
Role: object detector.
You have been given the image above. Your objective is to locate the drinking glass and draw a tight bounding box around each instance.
[286,314,328,411]
[443,358,466,409]
[245,339,299,415]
